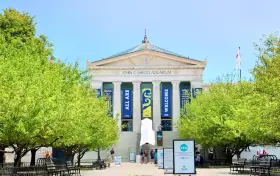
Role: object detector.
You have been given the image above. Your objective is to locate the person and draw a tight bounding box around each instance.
[110,148,115,162]
[144,150,149,164]
[195,152,201,167]
[150,149,154,164]
[140,149,144,164]
[154,149,158,164]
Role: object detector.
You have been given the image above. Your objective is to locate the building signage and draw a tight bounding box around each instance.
[163,148,173,170]
[161,88,171,118]
[142,88,152,118]
[173,139,196,175]
[158,149,164,169]
[192,88,202,99]
[180,88,191,113]
[121,70,172,76]
[103,89,113,117]
[122,89,132,118]
[157,131,163,146]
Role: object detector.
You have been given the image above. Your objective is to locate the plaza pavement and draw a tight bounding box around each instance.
[81,162,249,176]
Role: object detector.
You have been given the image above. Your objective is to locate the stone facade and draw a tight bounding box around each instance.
[86,36,206,161]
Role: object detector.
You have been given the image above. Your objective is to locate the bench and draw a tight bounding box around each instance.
[46,161,67,176]
[66,161,81,176]
[230,158,246,173]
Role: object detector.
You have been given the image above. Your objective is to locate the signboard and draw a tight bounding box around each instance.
[142,88,152,118]
[158,149,164,169]
[192,88,202,99]
[103,89,113,117]
[129,152,135,162]
[121,70,172,76]
[161,88,171,118]
[173,139,196,175]
[114,156,121,166]
[122,89,132,118]
[157,131,163,146]
[163,148,173,170]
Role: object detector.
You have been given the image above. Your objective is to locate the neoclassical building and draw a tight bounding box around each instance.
[87,35,206,161]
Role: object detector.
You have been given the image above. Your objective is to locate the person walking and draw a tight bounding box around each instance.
[150,149,154,164]
[154,149,158,165]
[110,148,115,163]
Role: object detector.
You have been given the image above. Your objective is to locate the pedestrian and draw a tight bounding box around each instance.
[140,149,144,164]
[110,148,115,162]
[195,152,201,167]
[150,149,154,164]
[154,149,158,165]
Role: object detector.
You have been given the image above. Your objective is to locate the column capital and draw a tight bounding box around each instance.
[171,80,181,85]
[152,80,161,84]
[132,81,141,85]
[113,81,122,86]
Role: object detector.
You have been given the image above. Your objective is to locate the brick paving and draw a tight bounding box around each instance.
[81,162,250,176]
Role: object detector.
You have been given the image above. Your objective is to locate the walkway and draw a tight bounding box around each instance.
[81,163,249,176]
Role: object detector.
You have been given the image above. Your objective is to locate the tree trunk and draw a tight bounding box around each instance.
[97,148,101,161]
[14,149,22,167]
[0,146,5,163]
[30,149,37,166]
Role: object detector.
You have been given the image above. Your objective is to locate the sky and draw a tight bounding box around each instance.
[1,0,280,83]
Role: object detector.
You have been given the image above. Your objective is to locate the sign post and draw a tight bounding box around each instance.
[114,156,121,166]
[158,149,164,169]
[163,148,173,174]
[173,139,196,175]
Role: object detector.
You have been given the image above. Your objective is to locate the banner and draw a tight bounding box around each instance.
[180,88,191,110]
[173,139,196,174]
[161,88,171,118]
[96,89,102,98]
[192,88,202,99]
[122,89,132,118]
[157,131,163,146]
[103,89,113,117]
[142,88,152,118]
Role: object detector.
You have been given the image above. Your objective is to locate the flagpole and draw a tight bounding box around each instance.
[239,47,241,82]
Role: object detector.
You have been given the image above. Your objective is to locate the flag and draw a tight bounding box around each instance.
[235,47,241,70]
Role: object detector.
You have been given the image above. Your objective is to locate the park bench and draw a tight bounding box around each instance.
[65,161,80,176]
[230,158,246,173]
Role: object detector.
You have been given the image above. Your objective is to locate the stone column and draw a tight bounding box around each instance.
[171,81,180,131]
[152,80,161,131]
[113,82,122,131]
[133,81,141,133]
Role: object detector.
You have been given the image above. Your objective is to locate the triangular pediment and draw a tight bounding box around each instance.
[89,51,206,68]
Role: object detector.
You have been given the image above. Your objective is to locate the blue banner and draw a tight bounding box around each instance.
[103,89,113,117]
[122,89,132,118]
[142,88,152,118]
[96,89,102,98]
[161,88,171,118]
[181,88,191,110]
[192,88,202,99]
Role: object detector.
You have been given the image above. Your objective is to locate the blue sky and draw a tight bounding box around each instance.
[1,0,280,82]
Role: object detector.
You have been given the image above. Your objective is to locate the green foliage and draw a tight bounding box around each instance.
[179,33,280,158]
[0,8,119,165]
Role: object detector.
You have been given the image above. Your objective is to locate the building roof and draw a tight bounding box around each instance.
[92,33,201,63]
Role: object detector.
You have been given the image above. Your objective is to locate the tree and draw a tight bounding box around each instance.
[0,8,119,166]
[178,75,257,162]
[250,33,280,144]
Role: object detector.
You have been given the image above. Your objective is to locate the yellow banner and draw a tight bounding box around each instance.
[142,88,152,118]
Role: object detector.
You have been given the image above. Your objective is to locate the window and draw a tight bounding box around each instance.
[161,119,172,131]
[121,120,133,132]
